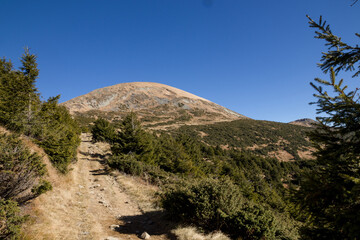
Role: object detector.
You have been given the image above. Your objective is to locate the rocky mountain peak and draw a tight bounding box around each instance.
[62,82,248,128]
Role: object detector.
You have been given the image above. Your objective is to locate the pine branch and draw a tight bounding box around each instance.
[351,0,359,6]
[307,15,360,77]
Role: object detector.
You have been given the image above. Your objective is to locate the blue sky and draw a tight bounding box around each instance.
[1,0,359,122]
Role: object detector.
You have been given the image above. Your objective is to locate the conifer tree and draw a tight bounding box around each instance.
[20,48,40,134]
[0,49,40,132]
[0,50,80,172]
[91,118,116,143]
[111,113,155,163]
[296,16,360,239]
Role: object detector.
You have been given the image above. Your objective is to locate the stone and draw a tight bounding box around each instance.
[110,224,120,231]
[105,237,119,240]
[140,232,151,239]
[99,200,110,207]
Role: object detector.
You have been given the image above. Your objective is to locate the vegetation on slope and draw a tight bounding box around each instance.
[0,50,80,238]
[92,114,305,239]
[175,119,312,161]
[0,50,80,173]
[0,133,52,239]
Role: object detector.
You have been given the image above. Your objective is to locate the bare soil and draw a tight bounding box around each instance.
[22,133,174,240]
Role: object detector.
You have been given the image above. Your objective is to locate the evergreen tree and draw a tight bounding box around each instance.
[111,113,155,163]
[91,118,116,143]
[295,16,360,239]
[0,49,40,133]
[33,96,81,173]
[0,50,80,173]
[20,48,40,135]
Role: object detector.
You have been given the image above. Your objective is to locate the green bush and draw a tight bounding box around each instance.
[91,118,116,143]
[161,178,298,240]
[0,133,46,200]
[107,154,175,185]
[107,154,144,176]
[31,179,52,196]
[161,178,243,230]
[0,199,27,240]
[32,96,81,173]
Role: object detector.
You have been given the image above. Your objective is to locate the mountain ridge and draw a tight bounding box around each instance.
[289,118,317,127]
[62,82,248,129]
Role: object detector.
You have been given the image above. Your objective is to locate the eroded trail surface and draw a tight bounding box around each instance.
[24,134,172,240]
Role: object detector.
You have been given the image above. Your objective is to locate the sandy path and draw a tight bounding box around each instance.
[23,134,171,240]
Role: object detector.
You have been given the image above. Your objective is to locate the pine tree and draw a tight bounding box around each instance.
[91,118,116,143]
[111,112,155,163]
[295,16,360,239]
[20,48,40,135]
[33,96,81,173]
[0,49,40,132]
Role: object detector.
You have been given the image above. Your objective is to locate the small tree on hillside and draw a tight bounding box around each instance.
[295,16,360,239]
[0,49,40,133]
[91,118,116,143]
[111,113,155,163]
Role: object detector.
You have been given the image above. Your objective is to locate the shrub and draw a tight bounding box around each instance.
[161,178,243,230]
[107,154,144,176]
[91,118,115,143]
[0,199,27,240]
[31,179,52,196]
[161,178,298,240]
[0,133,46,200]
[32,96,81,173]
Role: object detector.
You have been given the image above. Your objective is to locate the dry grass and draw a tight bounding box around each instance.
[268,150,295,162]
[172,227,230,240]
[113,171,160,212]
[297,148,315,160]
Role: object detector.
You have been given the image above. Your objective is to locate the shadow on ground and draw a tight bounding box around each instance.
[79,150,110,159]
[89,168,110,176]
[115,210,177,240]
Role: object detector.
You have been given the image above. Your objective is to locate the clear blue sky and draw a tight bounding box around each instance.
[1,0,359,122]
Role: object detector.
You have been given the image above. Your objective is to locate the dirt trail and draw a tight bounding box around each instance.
[23,133,172,240]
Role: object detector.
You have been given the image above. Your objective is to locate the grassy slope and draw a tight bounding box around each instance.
[174,119,312,161]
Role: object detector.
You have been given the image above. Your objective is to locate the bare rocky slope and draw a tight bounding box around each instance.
[289,118,317,128]
[61,82,248,129]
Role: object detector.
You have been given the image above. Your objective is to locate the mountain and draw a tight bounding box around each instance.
[289,118,317,127]
[62,82,314,162]
[62,82,248,129]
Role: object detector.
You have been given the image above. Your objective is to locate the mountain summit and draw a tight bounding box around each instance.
[62,82,247,128]
[289,118,317,128]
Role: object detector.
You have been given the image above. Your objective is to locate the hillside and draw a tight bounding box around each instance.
[62,82,314,162]
[174,119,314,161]
[61,82,247,129]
